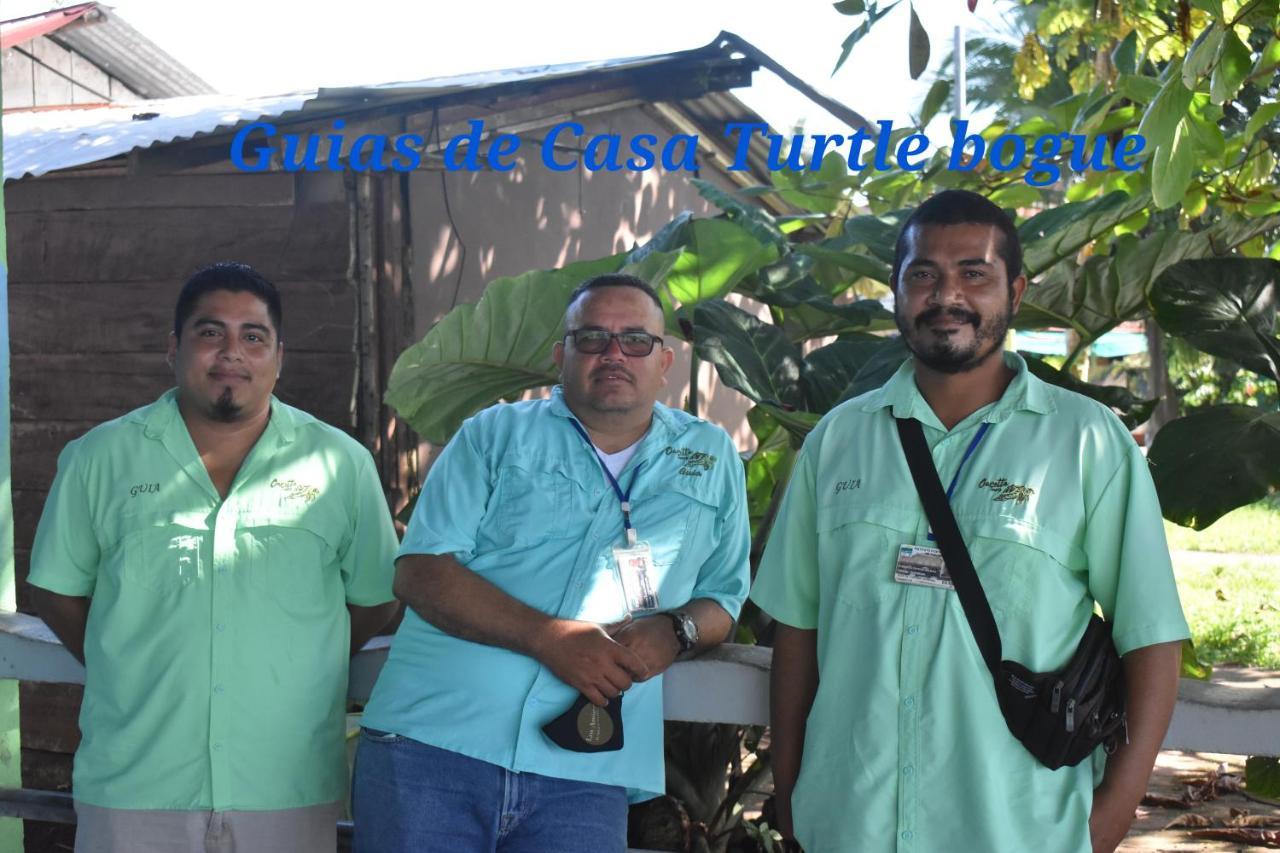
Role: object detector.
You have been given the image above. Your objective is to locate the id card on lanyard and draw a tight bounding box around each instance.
[893,421,991,591]
[570,420,660,614]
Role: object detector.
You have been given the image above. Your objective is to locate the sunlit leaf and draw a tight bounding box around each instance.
[385,253,625,444]
[908,3,930,80]
[1209,30,1251,105]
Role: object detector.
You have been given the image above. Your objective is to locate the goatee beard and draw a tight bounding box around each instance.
[895,301,1014,374]
[209,387,242,422]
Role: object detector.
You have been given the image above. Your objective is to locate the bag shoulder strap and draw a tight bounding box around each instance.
[894,416,1004,675]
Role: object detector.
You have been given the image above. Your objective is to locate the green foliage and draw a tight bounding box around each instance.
[1174,556,1280,669]
[1246,756,1280,803]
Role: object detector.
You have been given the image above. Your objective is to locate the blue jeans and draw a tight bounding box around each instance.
[351,729,628,853]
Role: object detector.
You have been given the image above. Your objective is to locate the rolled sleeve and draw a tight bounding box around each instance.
[749,444,820,630]
[399,418,494,562]
[29,442,100,598]
[688,452,751,619]
[1084,444,1190,656]
[339,454,400,606]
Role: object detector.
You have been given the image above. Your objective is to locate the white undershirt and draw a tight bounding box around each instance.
[594,440,641,479]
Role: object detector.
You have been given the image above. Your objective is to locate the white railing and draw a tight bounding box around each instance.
[0,610,1275,840]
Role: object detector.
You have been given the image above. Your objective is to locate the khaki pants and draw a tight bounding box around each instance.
[73,800,342,853]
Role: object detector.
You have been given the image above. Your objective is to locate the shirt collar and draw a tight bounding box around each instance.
[548,385,679,437]
[142,389,295,444]
[859,350,1056,425]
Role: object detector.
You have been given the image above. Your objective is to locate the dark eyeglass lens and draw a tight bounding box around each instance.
[618,334,655,355]
[573,331,611,353]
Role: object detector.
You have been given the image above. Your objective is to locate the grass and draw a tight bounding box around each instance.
[1174,557,1280,669]
[1162,499,1280,670]
[1164,499,1280,554]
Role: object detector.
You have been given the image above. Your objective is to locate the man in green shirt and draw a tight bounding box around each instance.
[29,263,400,853]
[752,190,1188,853]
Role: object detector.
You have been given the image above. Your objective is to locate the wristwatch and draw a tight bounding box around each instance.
[665,610,699,653]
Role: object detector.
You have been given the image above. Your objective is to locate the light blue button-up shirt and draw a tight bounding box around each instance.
[362,387,751,800]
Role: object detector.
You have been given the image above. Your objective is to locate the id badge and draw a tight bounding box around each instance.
[893,544,955,590]
[612,541,660,614]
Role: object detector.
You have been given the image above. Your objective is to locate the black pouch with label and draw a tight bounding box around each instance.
[895,417,1127,770]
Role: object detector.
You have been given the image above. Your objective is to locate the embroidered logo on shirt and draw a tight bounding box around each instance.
[270,478,320,503]
[662,446,717,477]
[834,478,862,495]
[129,483,160,497]
[978,477,1036,504]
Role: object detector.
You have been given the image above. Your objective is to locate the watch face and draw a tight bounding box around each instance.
[677,613,698,649]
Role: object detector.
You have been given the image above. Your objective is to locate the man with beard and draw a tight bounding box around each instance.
[751,191,1188,853]
[352,274,750,853]
[29,262,399,852]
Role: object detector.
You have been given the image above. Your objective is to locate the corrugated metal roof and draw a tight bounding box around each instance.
[49,5,215,98]
[3,32,862,186]
[3,37,753,181]
[4,92,315,181]
[0,2,95,51]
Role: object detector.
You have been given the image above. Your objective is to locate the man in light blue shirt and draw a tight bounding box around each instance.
[353,274,751,853]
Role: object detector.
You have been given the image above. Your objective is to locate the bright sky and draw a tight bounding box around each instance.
[95,0,1010,140]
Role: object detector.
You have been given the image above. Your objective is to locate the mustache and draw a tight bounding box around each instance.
[591,366,635,383]
[916,306,981,328]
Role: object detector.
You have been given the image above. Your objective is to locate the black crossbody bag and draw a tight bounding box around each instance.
[895,417,1128,770]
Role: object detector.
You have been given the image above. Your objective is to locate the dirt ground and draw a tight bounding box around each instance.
[1121,750,1280,851]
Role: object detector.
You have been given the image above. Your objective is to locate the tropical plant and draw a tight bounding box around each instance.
[382,0,1280,846]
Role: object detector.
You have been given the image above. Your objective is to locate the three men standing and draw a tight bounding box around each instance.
[353,275,751,852]
[753,190,1189,853]
[30,263,400,852]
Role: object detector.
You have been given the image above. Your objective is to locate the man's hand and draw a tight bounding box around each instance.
[532,619,646,708]
[1089,785,1136,853]
[609,615,681,681]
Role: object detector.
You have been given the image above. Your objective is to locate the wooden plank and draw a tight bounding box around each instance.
[12,493,44,561]
[3,173,296,213]
[6,203,348,283]
[15,551,34,615]
[20,749,73,793]
[11,422,96,492]
[18,684,81,755]
[8,279,353,355]
[11,351,355,427]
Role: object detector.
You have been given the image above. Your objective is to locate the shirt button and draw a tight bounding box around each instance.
[212,743,222,751]
[906,625,919,635]
[215,623,226,632]
[903,696,915,708]
[903,765,914,776]
[213,685,224,695]
[901,830,914,841]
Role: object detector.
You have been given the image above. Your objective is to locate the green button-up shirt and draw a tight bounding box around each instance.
[751,353,1189,853]
[363,387,751,801]
[28,390,398,811]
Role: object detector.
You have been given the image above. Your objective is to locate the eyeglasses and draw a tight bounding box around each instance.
[565,328,664,357]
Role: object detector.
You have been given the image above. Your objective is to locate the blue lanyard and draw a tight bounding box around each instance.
[926,421,991,542]
[569,420,642,546]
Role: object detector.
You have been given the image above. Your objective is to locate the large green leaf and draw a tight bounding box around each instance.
[749,275,893,342]
[744,406,798,539]
[907,2,930,80]
[666,219,779,308]
[1148,406,1280,529]
[1246,756,1280,802]
[1149,258,1280,380]
[842,210,905,266]
[692,300,804,408]
[1020,354,1157,428]
[1152,116,1198,210]
[1209,30,1252,106]
[1019,190,1151,278]
[773,150,851,214]
[385,253,625,444]
[801,337,893,412]
[689,179,787,248]
[1017,216,1280,342]
[919,78,951,127]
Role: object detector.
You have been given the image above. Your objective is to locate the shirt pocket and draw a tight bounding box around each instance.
[490,463,579,546]
[241,507,343,618]
[633,478,718,608]
[962,512,1078,623]
[816,503,904,613]
[119,510,208,594]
